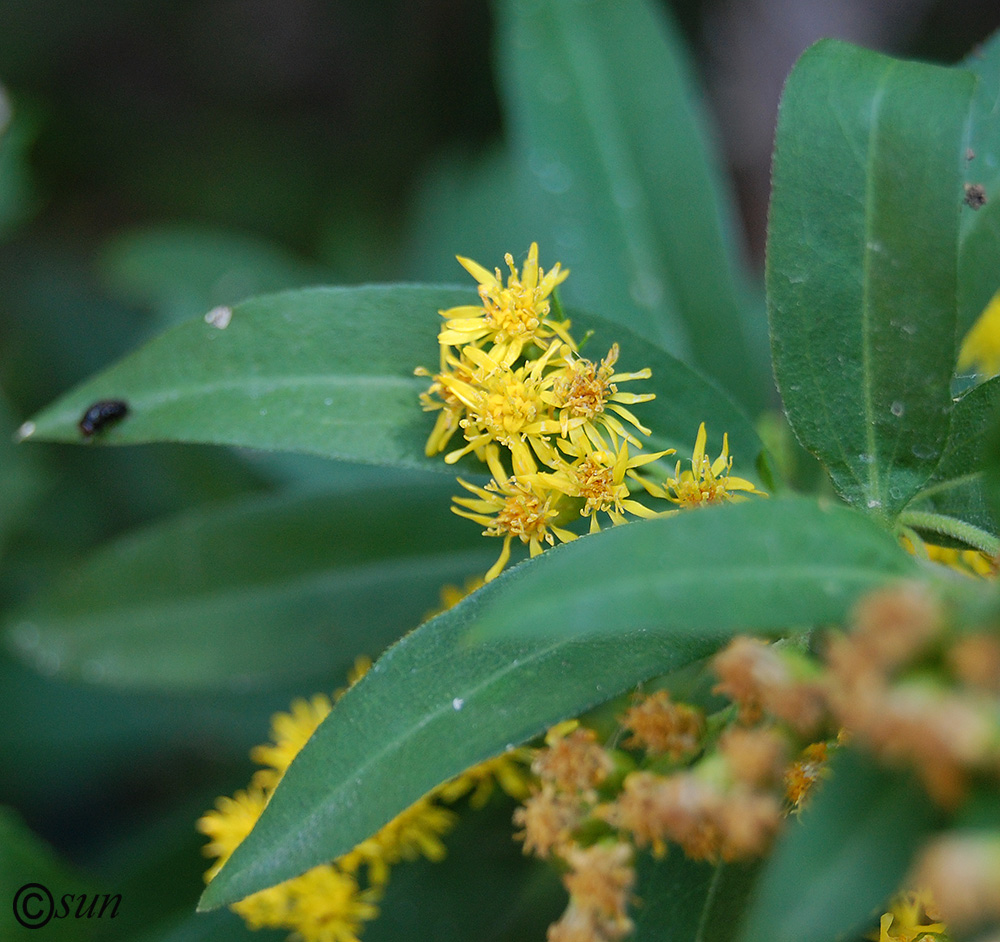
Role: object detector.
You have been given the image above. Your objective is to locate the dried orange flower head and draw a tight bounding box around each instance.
[719,725,789,789]
[850,582,944,673]
[911,833,1000,930]
[619,691,705,760]
[533,725,614,793]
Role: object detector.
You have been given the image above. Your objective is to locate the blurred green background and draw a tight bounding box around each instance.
[1,1,998,938]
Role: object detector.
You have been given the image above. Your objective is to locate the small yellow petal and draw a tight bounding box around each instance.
[456,255,500,289]
[692,422,708,468]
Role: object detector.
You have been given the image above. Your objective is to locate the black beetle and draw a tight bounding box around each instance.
[79,399,129,437]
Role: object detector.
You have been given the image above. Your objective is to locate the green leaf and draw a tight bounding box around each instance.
[138,911,283,942]
[472,497,917,643]
[23,285,472,470]
[0,807,92,940]
[2,481,494,690]
[902,376,1000,548]
[199,496,915,908]
[23,285,762,479]
[0,90,41,241]
[0,653,316,811]
[982,392,1000,525]
[768,40,976,518]
[632,856,759,942]
[959,30,1000,338]
[401,146,532,285]
[737,748,942,942]
[495,0,767,406]
[98,224,330,326]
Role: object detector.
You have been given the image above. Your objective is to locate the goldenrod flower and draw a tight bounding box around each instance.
[553,841,635,942]
[912,835,1000,932]
[959,288,1000,376]
[197,786,270,881]
[513,783,582,859]
[532,723,613,794]
[619,690,704,760]
[438,242,573,366]
[251,693,332,790]
[607,769,781,863]
[873,890,947,942]
[337,797,458,889]
[784,741,829,808]
[435,749,534,806]
[262,867,381,942]
[901,534,997,578]
[533,443,673,532]
[551,343,655,450]
[646,422,765,507]
[438,340,573,474]
[452,474,577,581]
[414,347,476,457]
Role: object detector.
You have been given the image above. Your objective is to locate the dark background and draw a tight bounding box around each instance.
[2,0,998,278]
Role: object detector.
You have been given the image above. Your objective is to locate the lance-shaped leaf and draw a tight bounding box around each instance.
[22,286,472,470]
[738,749,942,942]
[983,393,1000,525]
[199,497,917,908]
[0,90,41,240]
[98,223,330,325]
[2,481,495,690]
[902,375,1000,552]
[958,29,1000,339]
[632,856,760,942]
[22,286,762,481]
[769,40,975,518]
[495,0,767,406]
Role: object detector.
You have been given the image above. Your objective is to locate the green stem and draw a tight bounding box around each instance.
[898,525,930,559]
[897,509,1000,556]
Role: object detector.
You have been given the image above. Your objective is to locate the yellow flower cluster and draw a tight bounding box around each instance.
[416,243,763,581]
[198,660,532,942]
[873,890,948,942]
[959,287,1000,376]
[901,534,997,579]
